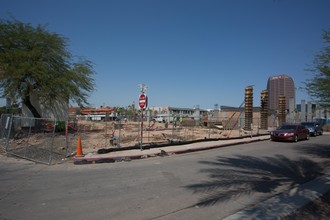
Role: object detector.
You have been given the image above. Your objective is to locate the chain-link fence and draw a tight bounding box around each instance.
[0,114,73,165]
[0,109,323,165]
[73,115,271,156]
[71,115,271,154]
[0,113,281,164]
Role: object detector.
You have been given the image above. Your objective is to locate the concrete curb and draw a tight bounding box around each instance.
[73,136,270,165]
[223,174,330,220]
[171,137,269,155]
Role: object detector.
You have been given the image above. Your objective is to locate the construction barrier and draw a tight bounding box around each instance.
[0,114,71,165]
[0,113,283,164]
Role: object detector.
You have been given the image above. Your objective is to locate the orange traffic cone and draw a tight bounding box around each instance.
[76,136,84,157]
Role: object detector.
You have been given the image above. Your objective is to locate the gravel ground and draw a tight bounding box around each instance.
[282,191,330,219]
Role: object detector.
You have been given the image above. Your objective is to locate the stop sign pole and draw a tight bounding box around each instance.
[138,93,148,149]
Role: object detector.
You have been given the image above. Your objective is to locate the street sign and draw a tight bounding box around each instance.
[139,93,147,109]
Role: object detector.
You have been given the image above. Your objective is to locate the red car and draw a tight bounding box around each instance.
[270,124,310,142]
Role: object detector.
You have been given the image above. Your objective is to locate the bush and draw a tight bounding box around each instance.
[55,120,66,132]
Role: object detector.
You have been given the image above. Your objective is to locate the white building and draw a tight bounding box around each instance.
[148,106,208,122]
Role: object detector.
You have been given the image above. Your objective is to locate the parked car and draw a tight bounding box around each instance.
[301,122,323,136]
[153,116,165,123]
[270,124,309,142]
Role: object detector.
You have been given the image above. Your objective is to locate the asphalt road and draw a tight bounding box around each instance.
[0,134,329,220]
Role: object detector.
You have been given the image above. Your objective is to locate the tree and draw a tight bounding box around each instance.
[305,29,330,108]
[0,18,95,118]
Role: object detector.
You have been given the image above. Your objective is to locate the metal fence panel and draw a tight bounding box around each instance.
[0,114,13,148]
[2,115,69,165]
[70,116,271,154]
[1,113,295,163]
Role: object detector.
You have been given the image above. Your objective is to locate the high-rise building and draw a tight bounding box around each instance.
[267,74,295,111]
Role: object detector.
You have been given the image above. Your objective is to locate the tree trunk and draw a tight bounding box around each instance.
[22,95,42,118]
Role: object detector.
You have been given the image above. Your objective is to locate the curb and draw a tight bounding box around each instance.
[172,137,269,155]
[223,174,330,220]
[73,136,270,165]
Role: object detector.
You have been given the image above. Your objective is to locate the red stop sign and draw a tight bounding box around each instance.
[139,94,147,109]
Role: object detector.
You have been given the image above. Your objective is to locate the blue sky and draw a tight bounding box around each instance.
[1,0,329,109]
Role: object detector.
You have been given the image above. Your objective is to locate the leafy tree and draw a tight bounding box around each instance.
[114,106,126,115]
[305,29,330,107]
[0,18,95,118]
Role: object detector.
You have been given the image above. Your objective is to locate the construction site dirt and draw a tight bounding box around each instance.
[2,118,269,165]
[72,119,269,156]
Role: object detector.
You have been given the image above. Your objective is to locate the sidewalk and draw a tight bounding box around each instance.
[223,174,330,220]
[73,135,271,164]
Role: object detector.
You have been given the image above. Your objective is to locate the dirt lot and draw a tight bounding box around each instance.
[71,120,265,154]
[1,118,269,165]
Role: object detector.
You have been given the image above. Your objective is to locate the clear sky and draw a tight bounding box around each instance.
[1,0,329,109]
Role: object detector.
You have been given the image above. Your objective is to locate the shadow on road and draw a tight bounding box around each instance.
[185,155,324,207]
[294,143,330,159]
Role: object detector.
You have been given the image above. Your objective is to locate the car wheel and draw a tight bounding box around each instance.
[294,135,298,142]
[313,131,317,137]
[306,133,310,140]
[319,130,323,135]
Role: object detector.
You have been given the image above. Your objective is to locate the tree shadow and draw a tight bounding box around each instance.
[185,155,324,207]
[294,143,330,159]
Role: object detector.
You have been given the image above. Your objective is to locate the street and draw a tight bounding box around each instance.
[0,134,329,220]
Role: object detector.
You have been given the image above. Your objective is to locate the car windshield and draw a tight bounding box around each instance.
[278,125,297,130]
[302,123,314,128]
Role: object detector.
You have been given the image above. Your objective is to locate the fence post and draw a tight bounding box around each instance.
[5,114,13,151]
[48,119,56,165]
[65,120,69,156]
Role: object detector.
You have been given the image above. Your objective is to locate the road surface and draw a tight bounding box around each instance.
[0,134,329,219]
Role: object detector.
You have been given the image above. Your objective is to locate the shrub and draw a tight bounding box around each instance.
[55,121,66,132]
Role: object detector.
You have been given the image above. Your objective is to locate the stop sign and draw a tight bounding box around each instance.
[139,93,147,109]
